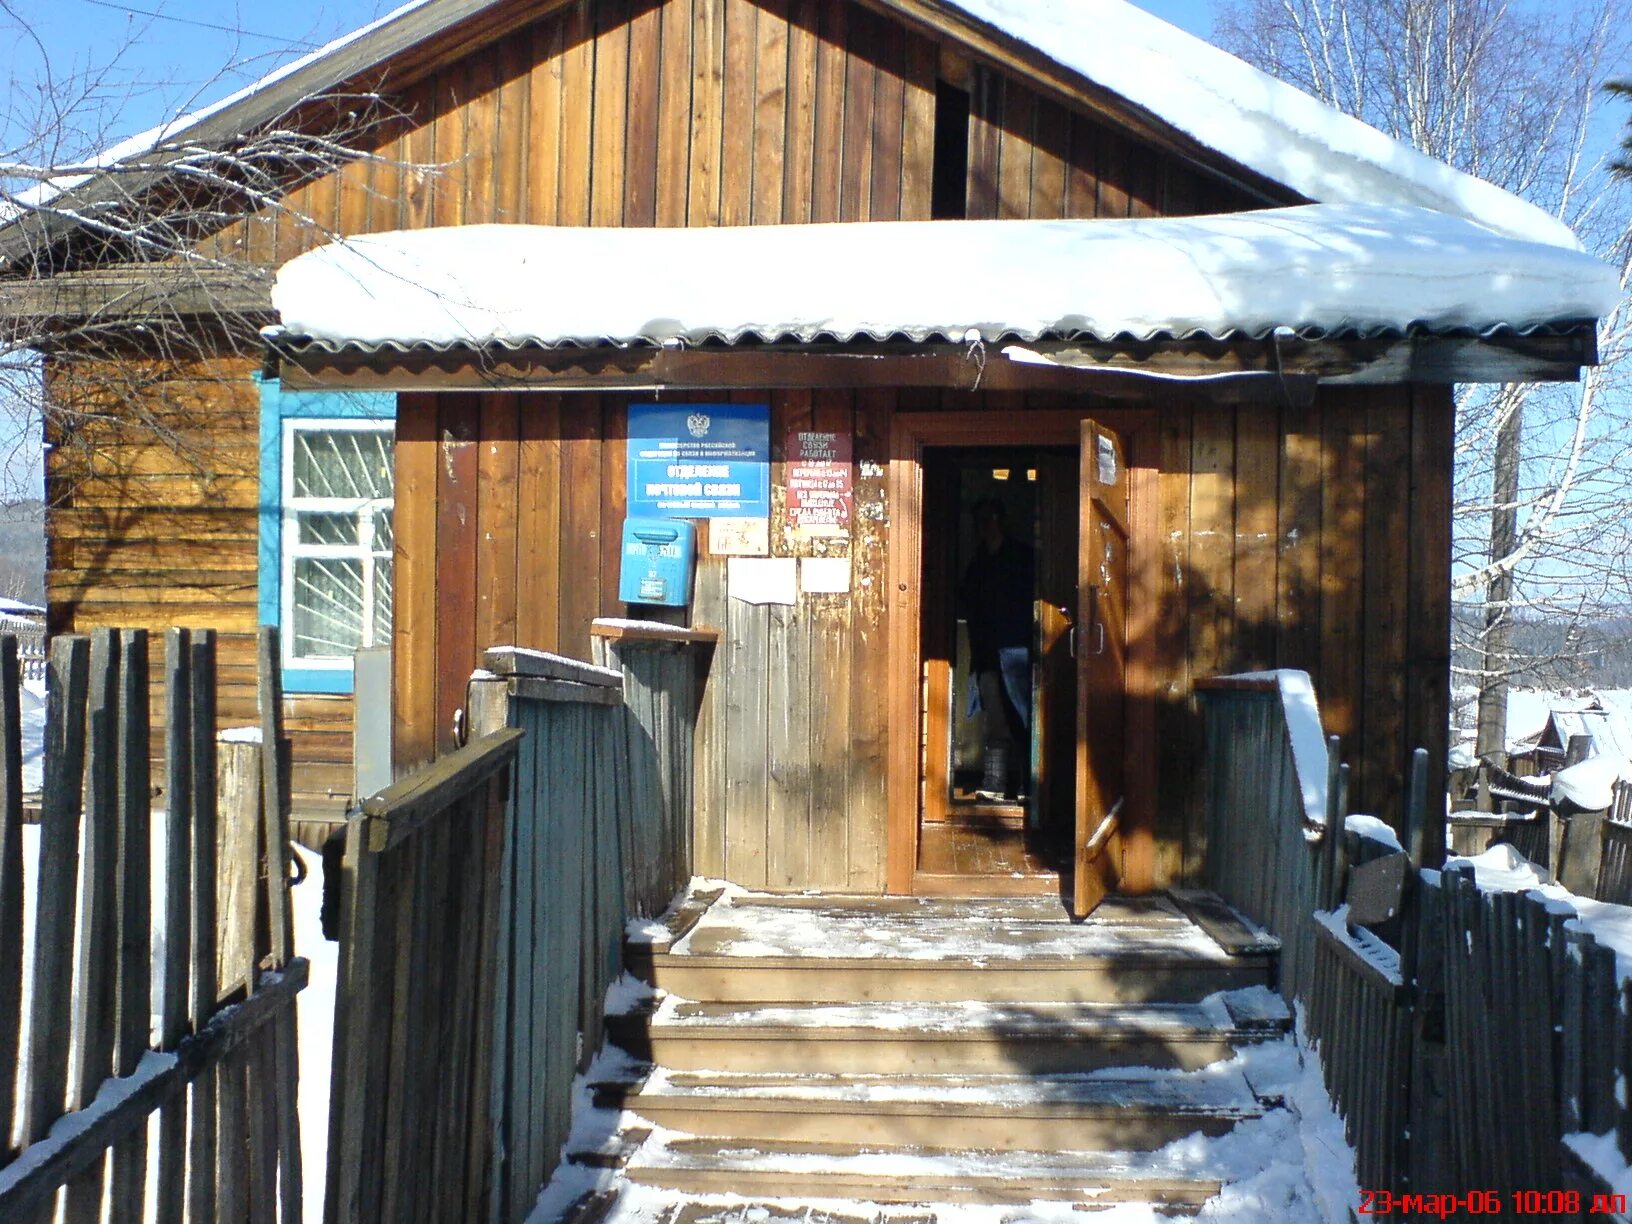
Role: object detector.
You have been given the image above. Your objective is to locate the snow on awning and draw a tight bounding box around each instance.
[266,205,1618,358]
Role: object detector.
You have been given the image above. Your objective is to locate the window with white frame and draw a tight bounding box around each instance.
[281,419,395,669]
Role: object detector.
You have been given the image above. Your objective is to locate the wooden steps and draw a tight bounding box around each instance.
[627,892,1278,1005]
[548,886,1290,1217]
[620,1136,1227,1207]
[611,996,1286,1074]
[601,1067,1270,1150]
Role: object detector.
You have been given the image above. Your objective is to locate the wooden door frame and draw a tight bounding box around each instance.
[885,409,1160,895]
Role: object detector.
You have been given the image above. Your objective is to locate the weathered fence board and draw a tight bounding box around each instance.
[0,638,21,1166]
[0,625,306,1224]
[328,628,709,1224]
[1201,675,1632,1216]
[327,727,520,1224]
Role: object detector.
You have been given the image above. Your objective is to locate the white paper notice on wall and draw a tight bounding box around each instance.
[728,557,797,605]
[709,516,769,556]
[801,557,851,595]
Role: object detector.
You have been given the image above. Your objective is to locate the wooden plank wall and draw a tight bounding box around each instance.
[49,0,1265,835]
[198,0,1259,265]
[395,384,1452,893]
[43,356,355,826]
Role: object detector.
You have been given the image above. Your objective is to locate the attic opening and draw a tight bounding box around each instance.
[931,79,972,221]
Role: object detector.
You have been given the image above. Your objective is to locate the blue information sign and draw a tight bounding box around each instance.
[626,402,771,518]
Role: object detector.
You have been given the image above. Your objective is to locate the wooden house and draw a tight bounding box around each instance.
[4,0,1615,907]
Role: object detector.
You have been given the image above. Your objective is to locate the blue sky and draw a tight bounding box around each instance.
[5,0,1220,157]
[0,0,1219,503]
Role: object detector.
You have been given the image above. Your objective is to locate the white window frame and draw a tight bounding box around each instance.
[279,417,395,674]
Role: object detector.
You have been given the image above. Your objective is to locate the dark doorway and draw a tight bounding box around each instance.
[916,446,1078,891]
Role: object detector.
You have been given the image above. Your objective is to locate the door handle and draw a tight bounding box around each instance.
[1085,586,1106,657]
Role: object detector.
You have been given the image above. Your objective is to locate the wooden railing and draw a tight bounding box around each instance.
[472,629,710,1222]
[330,626,711,1224]
[324,725,520,1224]
[589,618,714,912]
[0,617,44,683]
[1197,672,1344,1002]
[0,626,306,1222]
[1201,675,1632,1211]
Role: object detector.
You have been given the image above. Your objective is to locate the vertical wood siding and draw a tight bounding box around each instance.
[198,0,1259,265]
[53,0,1412,877]
[395,386,1453,893]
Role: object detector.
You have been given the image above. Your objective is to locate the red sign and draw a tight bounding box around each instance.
[786,429,853,535]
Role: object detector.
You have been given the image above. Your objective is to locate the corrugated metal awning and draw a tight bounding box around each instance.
[264,206,1617,364]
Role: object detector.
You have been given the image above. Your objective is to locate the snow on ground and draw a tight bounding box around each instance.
[671,902,1224,964]
[1564,1129,1632,1201]
[18,677,44,793]
[292,842,339,1224]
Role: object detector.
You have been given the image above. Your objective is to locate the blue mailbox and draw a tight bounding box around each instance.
[618,517,696,607]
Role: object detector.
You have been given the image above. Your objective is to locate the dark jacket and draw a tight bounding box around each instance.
[958,538,1034,671]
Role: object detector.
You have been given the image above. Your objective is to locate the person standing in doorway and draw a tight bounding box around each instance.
[958,497,1035,800]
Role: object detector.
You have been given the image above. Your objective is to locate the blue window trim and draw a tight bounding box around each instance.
[257,376,396,694]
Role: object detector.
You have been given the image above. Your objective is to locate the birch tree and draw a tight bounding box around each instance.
[0,3,406,505]
[1215,0,1632,758]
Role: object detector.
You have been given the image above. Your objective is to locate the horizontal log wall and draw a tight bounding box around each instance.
[44,356,355,826]
[395,384,1452,892]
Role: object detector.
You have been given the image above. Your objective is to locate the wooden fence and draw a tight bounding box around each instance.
[1201,674,1632,1217]
[1453,780,1632,908]
[0,618,45,683]
[0,625,306,1223]
[324,723,520,1224]
[329,625,709,1224]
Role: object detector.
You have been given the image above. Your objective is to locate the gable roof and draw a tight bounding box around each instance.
[2,0,1582,263]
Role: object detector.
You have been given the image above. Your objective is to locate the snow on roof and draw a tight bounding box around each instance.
[267,205,1616,355]
[1550,708,1632,767]
[948,0,1580,250]
[0,597,44,616]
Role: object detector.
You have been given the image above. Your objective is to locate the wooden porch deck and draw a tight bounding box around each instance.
[543,884,1293,1218]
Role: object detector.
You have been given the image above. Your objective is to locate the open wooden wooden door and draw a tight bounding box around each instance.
[1030,451,1079,838]
[1075,419,1129,917]
[1031,600,1073,829]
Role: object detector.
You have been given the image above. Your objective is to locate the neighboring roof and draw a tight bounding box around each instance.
[3,0,1584,263]
[265,205,1617,357]
[1550,709,1632,766]
[0,598,44,617]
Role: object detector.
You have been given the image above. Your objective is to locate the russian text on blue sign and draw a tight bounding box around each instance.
[627,402,770,519]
